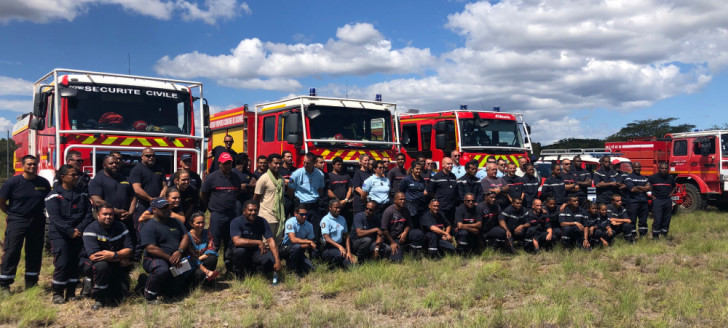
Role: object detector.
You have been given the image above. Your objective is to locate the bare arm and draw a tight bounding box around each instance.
[132,183,153,203]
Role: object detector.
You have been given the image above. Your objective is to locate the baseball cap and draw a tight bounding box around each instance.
[180,154,192,161]
[150,197,169,209]
[219,152,233,163]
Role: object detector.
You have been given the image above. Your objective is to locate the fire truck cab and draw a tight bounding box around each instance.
[397,108,532,170]
[13,69,207,182]
[209,92,399,176]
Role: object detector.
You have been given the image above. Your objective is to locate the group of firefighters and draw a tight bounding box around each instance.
[0,135,676,309]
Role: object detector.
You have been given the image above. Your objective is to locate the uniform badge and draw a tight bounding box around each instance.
[321,222,326,228]
[287,224,292,230]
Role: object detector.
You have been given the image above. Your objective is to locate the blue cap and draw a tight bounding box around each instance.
[150,197,169,209]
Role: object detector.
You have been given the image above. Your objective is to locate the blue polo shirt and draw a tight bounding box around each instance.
[320,213,348,244]
[452,164,466,179]
[362,175,390,205]
[282,216,315,246]
[288,167,325,204]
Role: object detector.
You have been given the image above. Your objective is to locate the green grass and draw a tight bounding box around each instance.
[1,210,728,327]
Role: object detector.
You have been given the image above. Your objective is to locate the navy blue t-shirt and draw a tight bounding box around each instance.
[419,211,450,231]
[201,169,241,212]
[88,171,134,211]
[81,220,133,259]
[229,215,273,244]
[128,163,166,207]
[648,173,675,200]
[427,171,458,211]
[399,175,427,208]
[232,168,255,204]
[352,169,373,212]
[140,217,187,256]
[328,172,351,201]
[0,174,50,218]
[352,211,381,241]
[454,203,480,225]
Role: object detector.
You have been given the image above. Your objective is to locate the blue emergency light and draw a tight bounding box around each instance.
[493,106,500,112]
[309,88,316,96]
[375,94,382,102]
[460,105,468,110]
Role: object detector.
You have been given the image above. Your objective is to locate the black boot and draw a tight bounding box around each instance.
[80,277,92,298]
[52,286,66,304]
[65,283,79,301]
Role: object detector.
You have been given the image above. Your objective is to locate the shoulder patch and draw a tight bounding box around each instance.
[321,222,326,228]
[286,224,292,230]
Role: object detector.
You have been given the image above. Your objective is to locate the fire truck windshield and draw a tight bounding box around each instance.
[66,84,192,135]
[722,134,728,157]
[459,118,525,150]
[307,106,393,149]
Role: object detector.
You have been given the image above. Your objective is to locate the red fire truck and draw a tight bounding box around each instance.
[208,92,399,174]
[605,131,724,213]
[12,69,207,182]
[397,108,532,169]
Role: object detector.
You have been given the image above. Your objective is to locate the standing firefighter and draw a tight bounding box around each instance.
[0,155,51,291]
[648,163,676,239]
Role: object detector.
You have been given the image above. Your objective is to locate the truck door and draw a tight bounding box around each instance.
[692,135,719,193]
[258,114,280,164]
[670,138,689,177]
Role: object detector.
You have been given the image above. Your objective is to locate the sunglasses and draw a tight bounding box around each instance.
[72,159,84,163]
[365,208,376,212]
[143,154,155,158]
[464,200,475,203]
[224,141,233,144]
[299,213,309,217]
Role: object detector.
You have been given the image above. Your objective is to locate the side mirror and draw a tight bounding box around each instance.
[30,116,45,131]
[435,134,446,150]
[59,87,77,98]
[286,113,302,134]
[202,99,211,137]
[525,123,531,135]
[286,134,300,145]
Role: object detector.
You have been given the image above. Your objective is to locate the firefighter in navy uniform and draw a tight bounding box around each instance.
[327,157,353,228]
[80,203,134,310]
[427,157,458,226]
[0,155,51,292]
[46,164,95,303]
[279,150,296,218]
[524,199,553,252]
[496,198,530,252]
[543,197,562,242]
[420,200,456,258]
[503,163,524,205]
[520,164,540,208]
[541,164,571,206]
[229,201,282,278]
[454,193,481,254]
[593,156,621,204]
[129,147,167,259]
[624,162,651,238]
[387,153,408,200]
[572,156,593,206]
[560,159,580,200]
[381,192,424,261]
[648,162,676,239]
[457,161,484,203]
[201,152,241,269]
[558,196,590,249]
[399,161,428,228]
[65,150,91,194]
[352,155,373,215]
[351,201,388,262]
[605,195,635,243]
[478,191,503,250]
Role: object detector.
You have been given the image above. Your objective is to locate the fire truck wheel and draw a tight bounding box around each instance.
[679,183,705,214]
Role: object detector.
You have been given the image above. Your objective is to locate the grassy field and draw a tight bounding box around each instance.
[0,210,727,327]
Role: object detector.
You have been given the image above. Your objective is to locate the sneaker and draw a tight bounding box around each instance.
[52,294,66,304]
[91,301,103,310]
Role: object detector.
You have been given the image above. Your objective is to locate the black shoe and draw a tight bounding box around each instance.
[25,280,38,290]
[91,301,103,310]
[52,294,66,304]
[80,278,92,298]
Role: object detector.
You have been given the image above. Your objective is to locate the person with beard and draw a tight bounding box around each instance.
[480,163,510,209]
[88,155,136,246]
[129,147,167,259]
[279,150,295,217]
[254,154,287,241]
[253,155,269,180]
[387,153,407,200]
[454,193,481,254]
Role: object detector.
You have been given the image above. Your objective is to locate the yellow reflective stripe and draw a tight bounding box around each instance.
[82,136,97,144]
[321,150,331,158]
[479,156,488,168]
[370,151,381,160]
[155,138,168,147]
[343,151,356,160]
[120,138,135,146]
[101,137,118,145]
[137,138,152,146]
[173,139,184,147]
[333,150,345,158]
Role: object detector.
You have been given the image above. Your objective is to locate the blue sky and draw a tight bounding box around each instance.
[1,0,727,144]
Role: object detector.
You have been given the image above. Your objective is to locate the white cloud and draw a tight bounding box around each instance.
[154,23,435,89]
[0,0,248,24]
[0,100,32,113]
[0,76,33,96]
[0,118,15,133]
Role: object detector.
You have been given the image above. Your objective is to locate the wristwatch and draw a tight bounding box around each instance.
[113,252,118,259]
[177,248,184,254]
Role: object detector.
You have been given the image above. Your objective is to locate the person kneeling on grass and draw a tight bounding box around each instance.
[606,195,635,243]
[80,202,133,310]
[420,199,456,258]
[584,201,606,247]
[320,200,356,268]
[558,196,590,250]
[187,212,220,283]
[381,192,425,262]
[454,193,482,254]
[140,197,196,304]
[496,198,530,253]
[351,201,391,262]
[230,201,282,280]
[280,207,317,276]
[524,199,553,252]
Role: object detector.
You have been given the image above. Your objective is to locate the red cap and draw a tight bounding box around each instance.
[219,152,233,163]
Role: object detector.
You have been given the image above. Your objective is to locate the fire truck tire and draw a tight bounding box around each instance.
[679,183,705,214]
